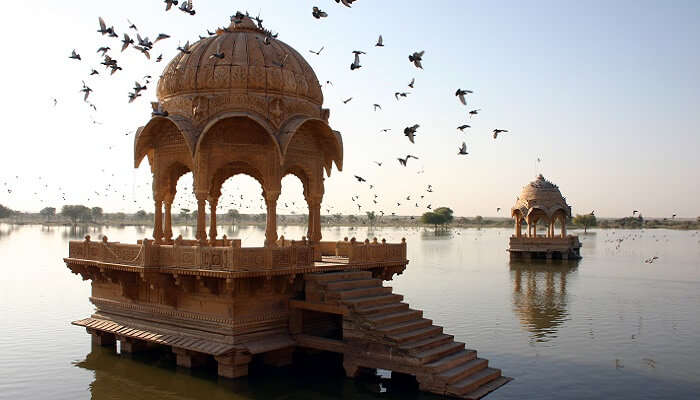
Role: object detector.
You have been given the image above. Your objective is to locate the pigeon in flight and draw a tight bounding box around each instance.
[373,104,381,111]
[121,33,134,52]
[312,7,328,19]
[404,124,419,143]
[469,109,481,118]
[354,175,367,183]
[309,46,324,55]
[455,89,473,105]
[397,155,419,166]
[375,35,384,47]
[69,49,81,60]
[408,50,424,69]
[343,97,353,104]
[457,124,470,131]
[492,129,508,139]
[379,128,391,133]
[458,142,468,155]
[395,92,410,100]
[408,78,415,88]
[350,51,364,70]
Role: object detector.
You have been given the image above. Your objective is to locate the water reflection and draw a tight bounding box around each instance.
[510,261,578,343]
[75,346,430,400]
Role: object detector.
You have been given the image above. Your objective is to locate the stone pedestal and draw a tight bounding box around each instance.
[89,329,115,347]
[215,352,251,379]
[118,337,148,354]
[173,347,208,368]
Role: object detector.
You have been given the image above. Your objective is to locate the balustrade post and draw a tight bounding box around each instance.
[264,191,280,247]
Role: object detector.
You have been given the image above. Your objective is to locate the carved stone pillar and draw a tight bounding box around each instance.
[195,192,207,245]
[306,195,322,243]
[163,194,174,242]
[561,217,567,238]
[515,216,521,238]
[208,196,218,245]
[264,191,280,247]
[153,198,164,244]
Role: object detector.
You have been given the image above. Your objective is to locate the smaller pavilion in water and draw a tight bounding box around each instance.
[509,174,582,260]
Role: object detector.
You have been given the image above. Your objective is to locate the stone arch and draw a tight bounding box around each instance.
[196,112,282,163]
[279,116,343,176]
[526,207,549,237]
[134,115,197,169]
[551,208,569,238]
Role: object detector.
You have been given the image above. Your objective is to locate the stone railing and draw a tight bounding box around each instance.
[68,236,314,271]
[509,235,581,248]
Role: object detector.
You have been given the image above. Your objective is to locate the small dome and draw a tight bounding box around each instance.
[512,174,571,218]
[156,15,323,126]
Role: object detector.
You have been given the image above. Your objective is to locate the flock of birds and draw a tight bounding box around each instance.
[3,0,696,264]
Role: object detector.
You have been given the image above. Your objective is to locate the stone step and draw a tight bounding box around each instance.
[400,333,454,353]
[306,270,372,283]
[461,376,512,400]
[330,286,392,300]
[366,309,423,327]
[355,302,409,316]
[436,358,489,385]
[391,325,444,344]
[447,368,502,397]
[378,318,433,336]
[344,294,404,309]
[325,278,382,291]
[425,349,477,373]
[415,341,465,365]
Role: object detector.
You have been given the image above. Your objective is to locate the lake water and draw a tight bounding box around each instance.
[1,223,699,399]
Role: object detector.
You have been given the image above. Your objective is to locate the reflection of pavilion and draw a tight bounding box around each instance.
[510,262,577,342]
[508,175,581,260]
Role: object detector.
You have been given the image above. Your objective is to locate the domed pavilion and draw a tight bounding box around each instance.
[134,15,342,247]
[508,175,581,260]
[64,15,510,399]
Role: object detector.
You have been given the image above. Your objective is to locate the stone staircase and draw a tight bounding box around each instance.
[305,271,511,399]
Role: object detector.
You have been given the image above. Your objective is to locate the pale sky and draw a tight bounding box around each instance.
[0,0,698,218]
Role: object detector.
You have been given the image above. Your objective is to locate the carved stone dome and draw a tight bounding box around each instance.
[512,174,571,218]
[156,15,323,126]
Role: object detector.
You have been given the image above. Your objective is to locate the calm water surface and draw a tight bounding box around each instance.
[1,223,699,399]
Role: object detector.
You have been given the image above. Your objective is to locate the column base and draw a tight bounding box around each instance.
[89,329,116,347]
[172,347,208,368]
[216,352,251,379]
[118,337,149,354]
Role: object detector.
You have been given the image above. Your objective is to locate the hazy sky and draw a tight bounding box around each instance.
[1,0,698,218]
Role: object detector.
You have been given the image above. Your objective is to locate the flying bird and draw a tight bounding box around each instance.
[468,109,481,118]
[343,97,353,104]
[210,42,225,60]
[455,89,473,105]
[457,124,470,131]
[96,46,110,56]
[404,124,419,143]
[395,92,410,100]
[492,129,509,139]
[121,33,134,52]
[309,46,324,55]
[408,50,424,68]
[375,35,384,47]
[458,142,468,155]
[374,161,383,166]
[80,81,92,102]
[312,7,328,19]
[335,0,356,7]
[154,33,170,44]
[69,49,81,60]
[397,155,419,166]
[408,78,415,88]
[354,175,366,183]
[127,19,138,31]
[164,0,179,12]
[350,50,364,70]
[379,128,391,133]
[373,104,381,111]
[179,1,196,15]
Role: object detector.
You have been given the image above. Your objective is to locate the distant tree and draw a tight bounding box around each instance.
[573,214,597,233]
[348,214,358,224]
[227,209,239,225]
[135,210,148,220]
[254,213,266,223]
[366,211,376,227]
[421,211,448,232]
[180,208,191,224]
[40,207,56,222]
[434,207,454,224]
[114,212,126,221]
[474,215,484,227]
[61,205,92,223]
[0,204,14,219]
[91,207,103,222]
[332,213,343,224]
